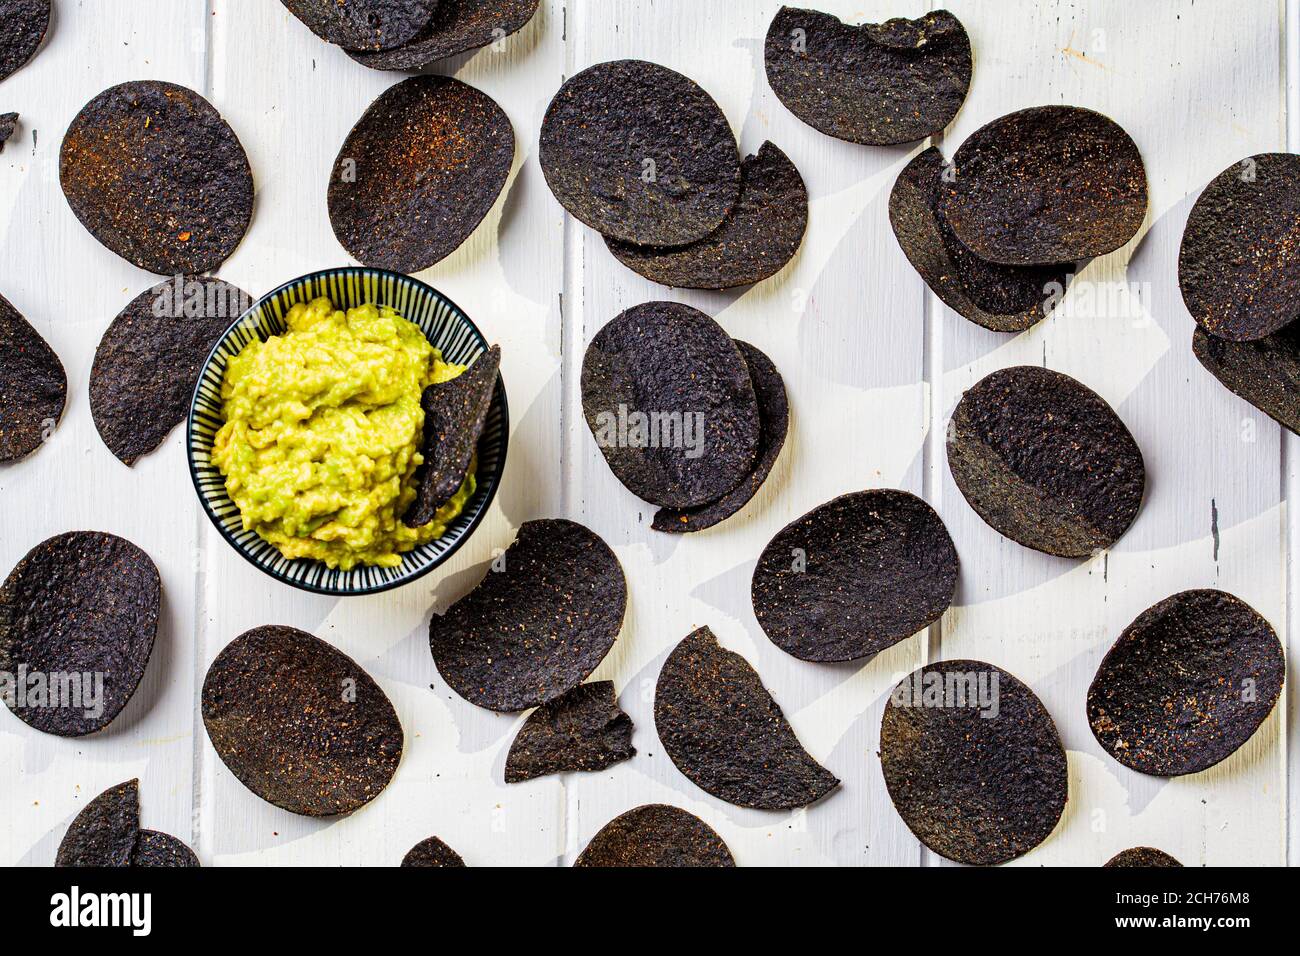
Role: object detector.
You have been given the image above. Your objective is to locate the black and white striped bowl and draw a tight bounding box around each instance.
[186,268,508,596]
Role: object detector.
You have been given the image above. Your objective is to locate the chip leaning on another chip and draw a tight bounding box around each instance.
[889,146,1073,333]
[60,81,254,276]
[504,680,634,784]
[401,836,467,867]
[880,660,1068,866]
[574,804,736,868]
[201,625,404,816]
[751,490,959,663]
[0,291,66,463]
[0,0,50,83]
[0,532,160,737]
[55,779,199,867]
[1087,590,1285,777]
[91,278,251,467]
[652,341,788,533]
[1192,323,1300,433]
[764,6,972,146]
[582,302,761,509]
[429,519,625,712]
[329,75,514,274]
[540,60,741,247]
[654,626,839,810]
[280,0,441,52]
[350,0,541,71]
[940,106,1147,266]
[1178,153,1300,341]
[605,142,809,290]
[946,366,1146,557]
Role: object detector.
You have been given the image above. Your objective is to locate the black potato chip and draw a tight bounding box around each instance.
[55,780,140,867]
[0,112,16,151]
[582,302,760,509]
[947,366,1145,557]
[504,680,634,783]
[605,143,808,290]
[91,278,250,466]
[1104,847,1182,868]
[574,804,735,868]
[201,625,404,816]
[751,490,958,663]
[1193,323,1300,433]
[0,292,66,463]
[350,0,541,71]
[0,532,159,737]
[280,0,440,52]
[881,660,1068,866]
[429,519,625,713]
[329,75,514,273]
[890,146,1072,332]
[764,7,971,146]
[1087,590,1284,777]
[133,830,200,867]
[0,1,49,82]
[407,344,500,527]
[1178,153,1300,341]
[60,81,253,276]
[653,341,787,533]
[941,106,1147,265]
[401,836,466,867]
[654,626,838,810]
[540,60,741,247]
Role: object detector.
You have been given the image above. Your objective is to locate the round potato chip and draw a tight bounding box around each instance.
[401,836,466,867]
[652,341,788,533]
[133,830,200,867]
[0,0,50,83]
[280,0,441,52]
[504,681,634,784]
[329,75,514,274]
[574,805,735,868]
[654,626,839,810]
[0,292,66,463]
[55,780,140,868]
[582,302,760,509]
[605,143,808,290]
[940,106,1147,265]
[752,490,958,663]
[0,532,160,737]
[890,146,1072,333]
[60,81,253,276]
[1087,590,1284,777]
[540,60,741,247]
[764,7,971,146]
[1193,323,1300,433]
[91,278,251,466]
[1103,847,1182,868]
[1178,153,1300,341]
[429,519,625,713]
[881,660,1068,866]
[350,0,540,70]
[947,366,1145,557]
[201,625,404,816]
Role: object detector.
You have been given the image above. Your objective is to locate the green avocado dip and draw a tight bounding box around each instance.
[212,296,475,571]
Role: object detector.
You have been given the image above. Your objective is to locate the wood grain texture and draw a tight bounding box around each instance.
[0,0,1291,867]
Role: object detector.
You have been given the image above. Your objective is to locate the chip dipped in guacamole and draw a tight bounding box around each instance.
[212,297,475,571]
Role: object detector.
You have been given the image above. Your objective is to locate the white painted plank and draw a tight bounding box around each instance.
[0,0,209,865]
[936,0,1286,866]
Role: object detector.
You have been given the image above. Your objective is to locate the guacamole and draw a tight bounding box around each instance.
[212,297,475,571]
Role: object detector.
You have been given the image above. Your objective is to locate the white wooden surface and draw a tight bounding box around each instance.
[0,0,1293,866]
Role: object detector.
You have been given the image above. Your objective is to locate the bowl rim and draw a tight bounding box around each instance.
[185,266,509,597]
